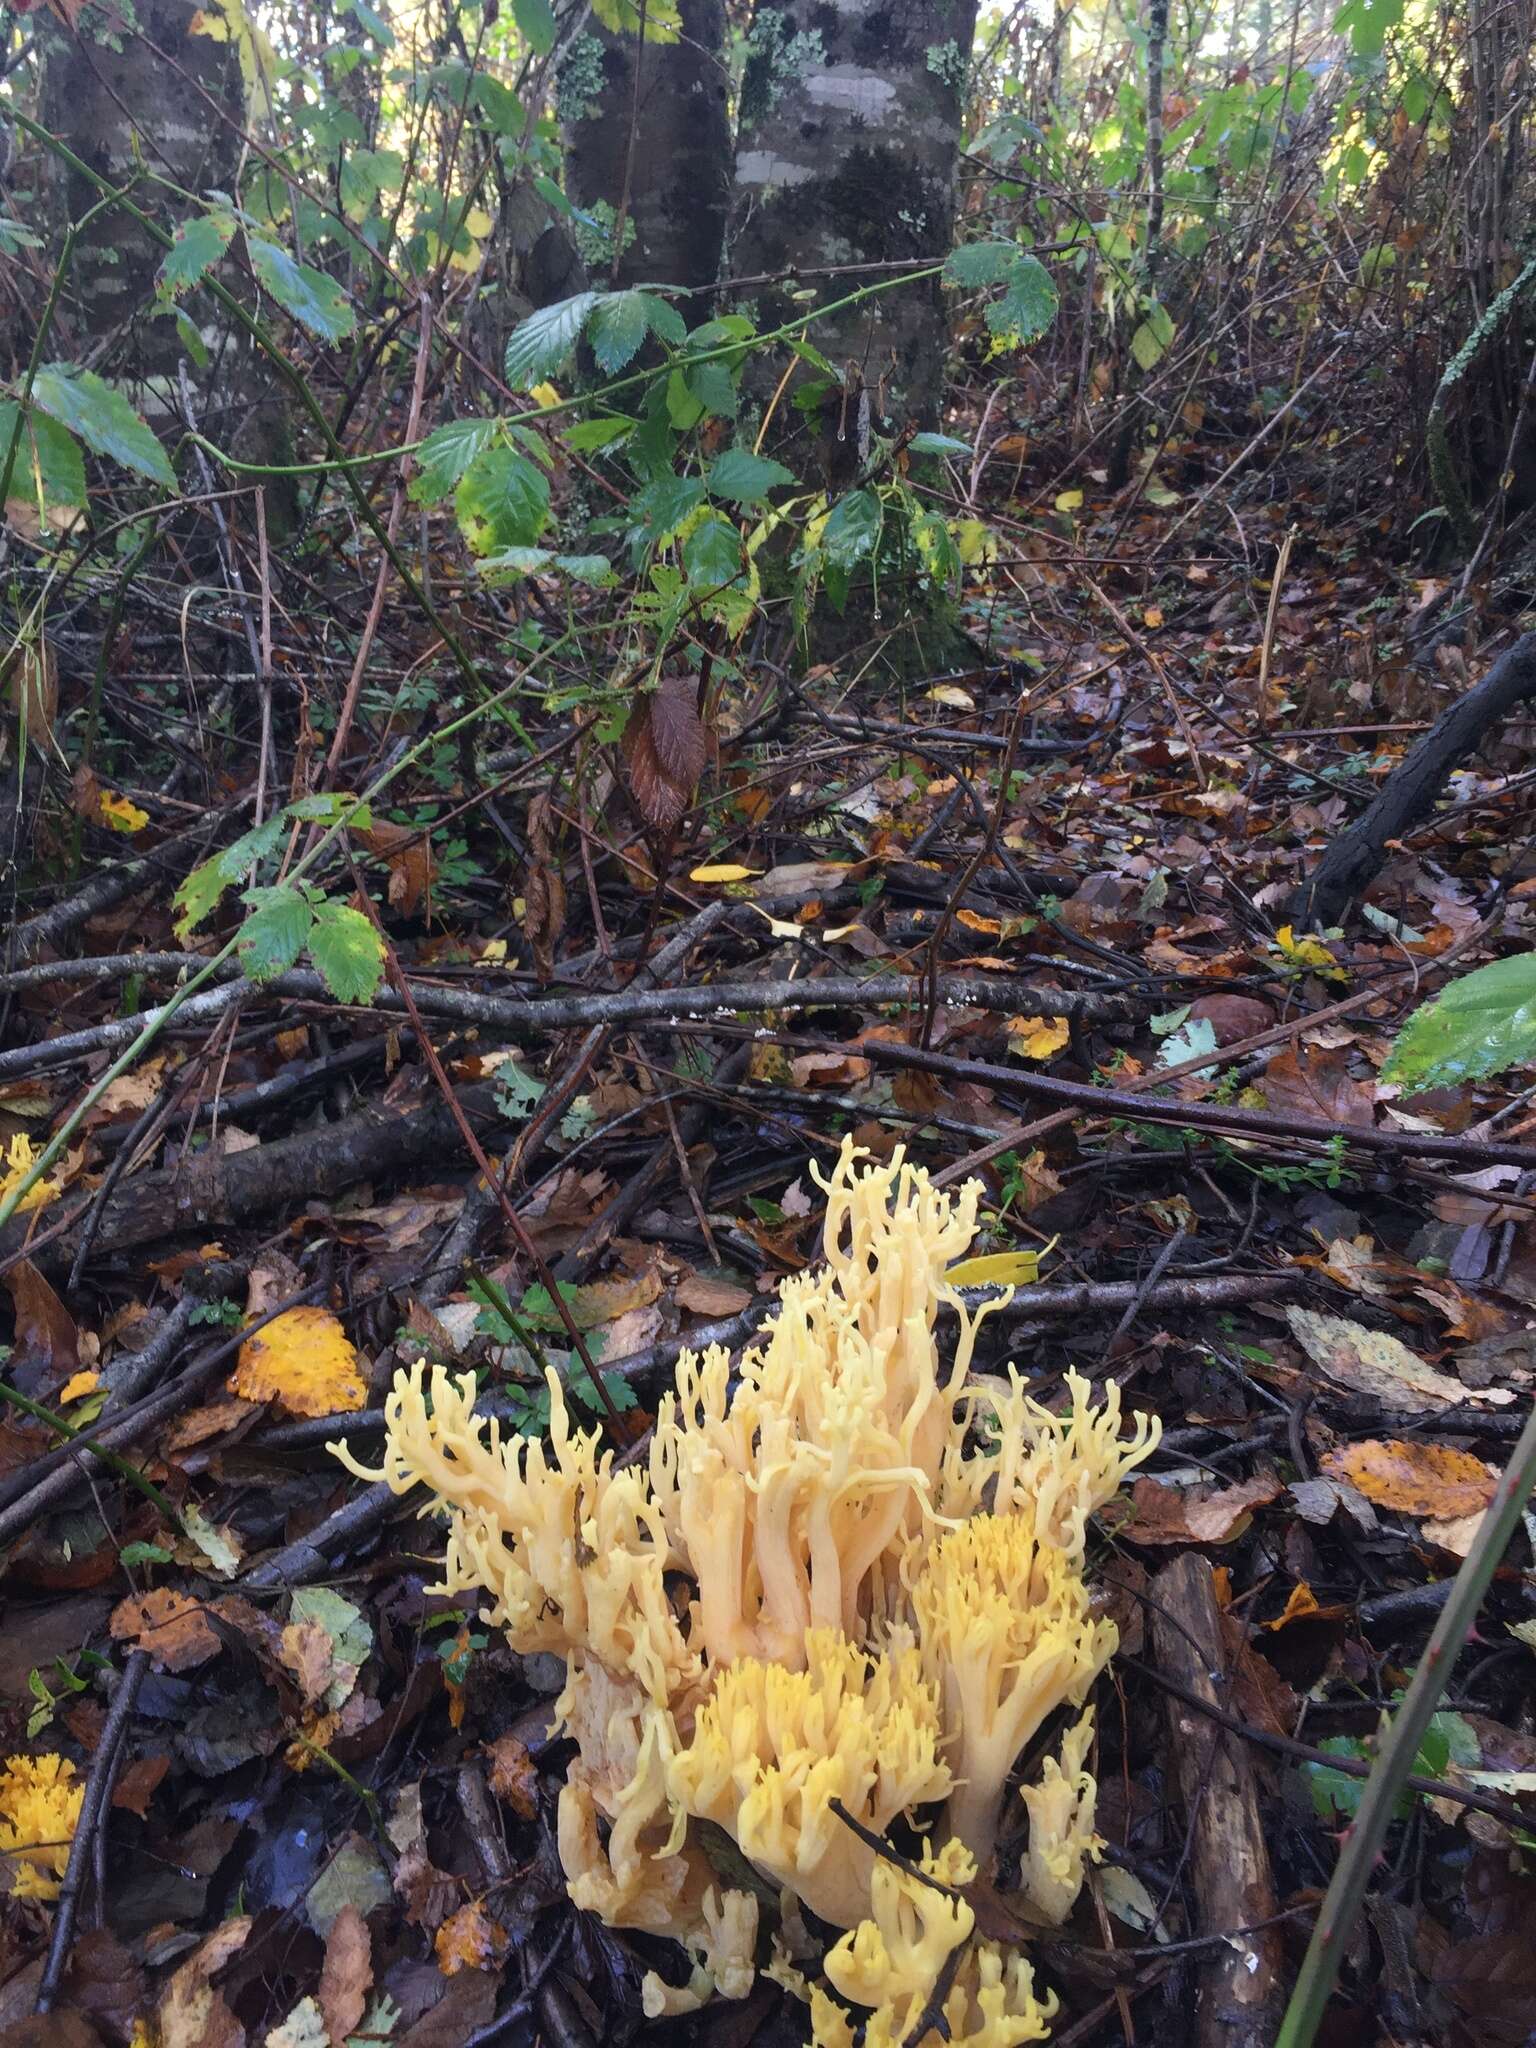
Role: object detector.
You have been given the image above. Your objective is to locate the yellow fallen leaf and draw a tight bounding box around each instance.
[59,1370,101,1403]
[1054,488,1084,513]
[1321,1439,1497,1518]
[1273,924,1348,984]
[1005,1015,1071,1060]
[926,684,975,709]
[1143,605,1164,628]
[480,938,508,964]
[230,1306,368,1418]
[99,791,149,833]
[528,383,561,409]
[947,1241,1057,1288]
[689,863,762,884]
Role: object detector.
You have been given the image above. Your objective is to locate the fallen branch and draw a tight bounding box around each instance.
[837,1035,1536,1171]
[1,969,1136,1081]
[1288,632,1536,928]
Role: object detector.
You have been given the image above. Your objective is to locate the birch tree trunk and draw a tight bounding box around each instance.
[561,0,732,295]
[727,0,978,429]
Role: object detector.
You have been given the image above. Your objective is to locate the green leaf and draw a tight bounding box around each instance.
[308,899,385,1004]
[157,210,236,300]
[706,447,794,505]
[909,431,972,456]
[687,361,738,420]
[565,415,635,452]
[512,0,557,49]
[173,815,287,937]
[1381,952,1536,1095]
[454,444,551,554]
[1334,0,1405,54]
[248,238,356,343]
[643,293,688,347]
[683,513,743,588]
[477,546,615,584]
[665,369,706,432]
[0,403,86,513]
[944,239,1021,287]
[630,474,705,544]
[588,290,652,375]
[1131,300,1176,371]
[118,1541,173,1567]
[822,487,883,568]
[30,366,175,489]
[409,418,499,504]
[238,884,314,982]
[287,792,372,825]
[504,291,602,389]
[984,255,1059,347]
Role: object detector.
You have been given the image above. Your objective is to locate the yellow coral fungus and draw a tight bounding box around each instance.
[912,1511,1115,1863]
[666,1626,950,1927]
[332,1137,1160,2041]
[0,1753,84,1902]
[814,1837,1056,2048]
[0,1134,61,1217]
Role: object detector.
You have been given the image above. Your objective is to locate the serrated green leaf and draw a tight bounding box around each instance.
[477,546,614,585]
[454,444,551,554]
[505,291,602,389]
[173,814,286,938]
[238,884,314,982]
[409,418,499,504]
[287,792,372,825]
[822,487,883,568]
[118,1541,174,1567]
[565,415,635,452]
[630,474,705,544]
[643,293,687,347]
[706,447,794,505]
[512,0,557,50]
[688,361,738,420]
[248,238,356,343]
[683,513,743,588]
[308,899,385,1004]
[588,290,652,375]
[1382,952,1536,1096]
[30,366,175,489]
[984,254,1059,347]
[0,403,86,513]
[157,211,236,299]
[665,368,706,432]
[944,239,1020,287]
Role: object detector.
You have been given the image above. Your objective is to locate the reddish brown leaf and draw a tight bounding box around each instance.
[1260,1044,1376,1129]
[319,1903,372,2047]
[110,1589,220,1672]
[2,1261,80,1379]
[1122,1474,1282,1545]
[111,1753,170,1816]
[486,1734,539,1819]
[648,673,706,787]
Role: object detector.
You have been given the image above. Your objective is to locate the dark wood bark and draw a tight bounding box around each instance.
[727,0,979,429]
[1288,631,1536,928]
[562,0,731,293]
[1150,1555,1287,2048]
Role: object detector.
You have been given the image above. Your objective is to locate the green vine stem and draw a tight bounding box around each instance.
[1273,1395,1536,2048]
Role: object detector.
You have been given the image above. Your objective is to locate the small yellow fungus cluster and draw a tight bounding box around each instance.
[335,1140,1159,2045]
[0,1753,84,1902]
[0,1134,61,1217]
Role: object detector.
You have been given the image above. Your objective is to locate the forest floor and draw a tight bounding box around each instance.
[2,380,1536,2048]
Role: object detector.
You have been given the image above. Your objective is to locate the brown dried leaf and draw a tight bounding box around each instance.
[110,1589,220,1672]
[318,1903,372,2047]
[1261,1044,1377,1129]
[157,1916,251,2048]
[3,1261,80,1378]
[1321,1439,1498,1518]
[522,861,566,983]
[621,678,705,832]
[111,1753,170,1817]
[1286,1306,1513,1408]
[357,822,434,920]
[1122,1473,1282,1545]
[675,1271,753,1317]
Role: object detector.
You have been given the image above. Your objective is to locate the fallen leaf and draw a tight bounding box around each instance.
[675,1272,753,1317]
[157,1916,250,2048]
[1321,1439,1498,1518]
[1006,1015,1071,1060]
[98,792,149,834]
[318,1903,372,2047]
[689,863,761,883]
[622,676,705,832]
[230,1306,368,1418]
[1422,1510,1487,1557]
[110,1754,169,1817]
[3,1261,79,1377]
[263,1997,328,2048]
[486,1734,539,1819]
[434,1900,510,1976]
[946,1246,1054,1287]
[58,1371,100,1403]
[1262,1045,1375,1127]
[1122,1473,1282,1544]
[110,1589,220,1672]
[1286,1306,1513,1407]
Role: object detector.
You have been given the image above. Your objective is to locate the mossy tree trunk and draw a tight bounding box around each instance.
[41,0,245,378]
[560,0,732,296]
[727,0,978,430]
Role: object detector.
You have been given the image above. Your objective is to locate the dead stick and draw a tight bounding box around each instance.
[1149,1556,1286,2048]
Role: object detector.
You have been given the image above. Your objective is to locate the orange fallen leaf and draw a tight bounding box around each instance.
[110,1589,220,1671]
[486,1733,539,1819]
[229,1305,368,1418]
[435,1899,510,1975]
[1006,1015,1071,1061]
[1321,1439,1498,1519]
